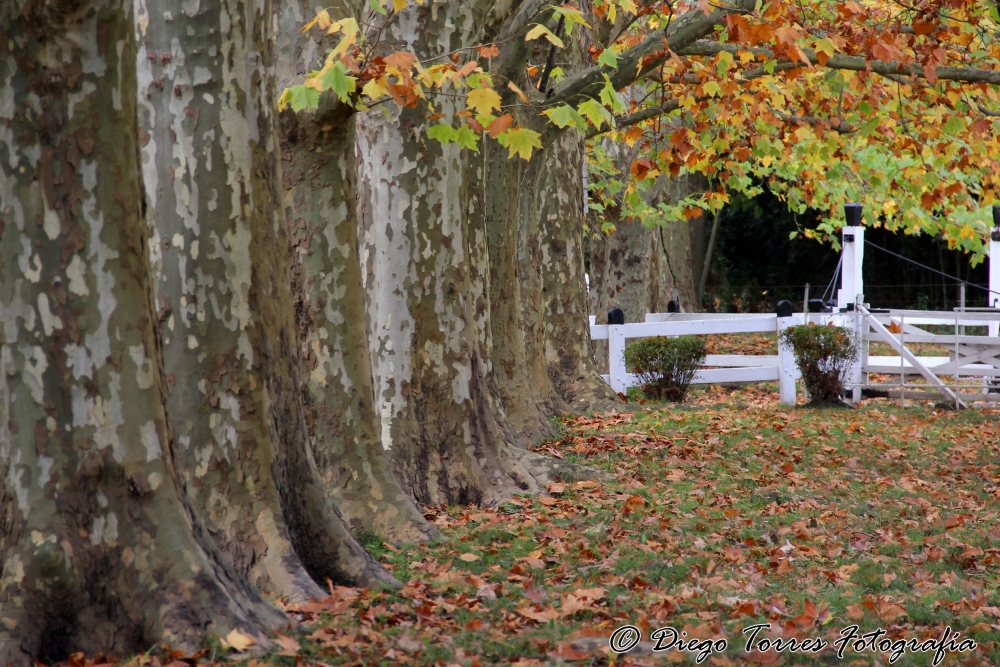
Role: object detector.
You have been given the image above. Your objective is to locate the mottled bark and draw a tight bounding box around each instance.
[518,156,571,416]
[279,104,435,543]
[475,122,558,442]
[533,134,621,411]
[588,172,709,325]
[0,1,286,662]
[137,0,394,590]
[274,3,434,545]
[658,174,709,311]
[355,2,596,506]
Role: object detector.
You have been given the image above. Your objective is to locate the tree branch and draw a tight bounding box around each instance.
[678,40,1000,85]
[546,0,756,107]
[769,108,857,133]
[491,0,561,84]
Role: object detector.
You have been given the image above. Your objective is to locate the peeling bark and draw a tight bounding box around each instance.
[137,0,394,591]
[355,3,595,506]
[532,134,621,412]
[274,3,435,545]
[0,1,286,661]
[475,133,558,443]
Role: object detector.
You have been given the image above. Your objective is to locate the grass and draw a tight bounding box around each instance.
[256,384,1000,666]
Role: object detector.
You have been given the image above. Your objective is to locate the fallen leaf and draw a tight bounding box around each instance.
[223,629,256,652]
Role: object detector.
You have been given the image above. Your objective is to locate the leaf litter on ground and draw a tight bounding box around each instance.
[44,382,1000,666]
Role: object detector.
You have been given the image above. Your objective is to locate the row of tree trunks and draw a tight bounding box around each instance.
[0,0,288,659]
[355,3,551,508]
[0,0,616,660]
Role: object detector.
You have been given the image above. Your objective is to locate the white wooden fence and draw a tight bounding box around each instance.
[591,221,1000,407]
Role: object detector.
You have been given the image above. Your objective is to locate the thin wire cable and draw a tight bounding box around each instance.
[821,255,843,303]
[864,239,1000,300]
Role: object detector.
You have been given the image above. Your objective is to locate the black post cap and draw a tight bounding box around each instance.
[776,300,794,318]
[607,307,625,325]
[844,203,863,227]
[993,204,1000,229]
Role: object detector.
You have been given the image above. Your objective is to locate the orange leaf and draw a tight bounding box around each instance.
[478,44,499,58]
[487,113,514,138]
[384,51,418,70]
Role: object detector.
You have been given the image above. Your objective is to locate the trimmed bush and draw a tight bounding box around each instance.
[624,336,706,402]
[779,324,859,404]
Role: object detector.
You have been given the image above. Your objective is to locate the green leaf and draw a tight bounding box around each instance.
[543,104,587,131]
[599,74,624,113]
[578,98,613,129]
[551,5,591,32]
[427,124,458,144]
[320,63,357,101]
[288,85,320,111]
[455,126,480,151]
[943,115,965,135]
[496,127,542,160]
[597,49,618,69]
[702,80,721,98]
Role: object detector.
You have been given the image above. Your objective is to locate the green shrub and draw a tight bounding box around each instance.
[624,336,706,402]
[779,324,859,404]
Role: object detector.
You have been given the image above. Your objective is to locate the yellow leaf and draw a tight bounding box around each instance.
[326,16,359,36]
[326,32,358,65]
[277,88,292,112]
[301,8,331,32]
[223,629,256,652]
[467,88,502,115]
[525,24,565,48]
[392,0,407,10]
[362,76,389,99]
[459,552,480,562]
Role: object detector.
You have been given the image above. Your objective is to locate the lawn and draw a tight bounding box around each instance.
[213,385,1000,667]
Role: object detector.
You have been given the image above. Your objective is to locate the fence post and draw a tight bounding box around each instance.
[777,321,797,406]
[991,205,1000,336]
[850,298,864,403]
[776,300,797,406]
[838,204,865,311]
[608,325,627,395]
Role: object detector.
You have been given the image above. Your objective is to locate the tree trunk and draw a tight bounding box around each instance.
[519,155,572,415]
[476,118,559,443]
[279,103,436,543]
[355,3,592,506]
[532,133,621,412]
[136,0,394,591]
[0,1,287,661]
[657,173,710,311]
[274,7,435,545]
[588,172,709,323]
